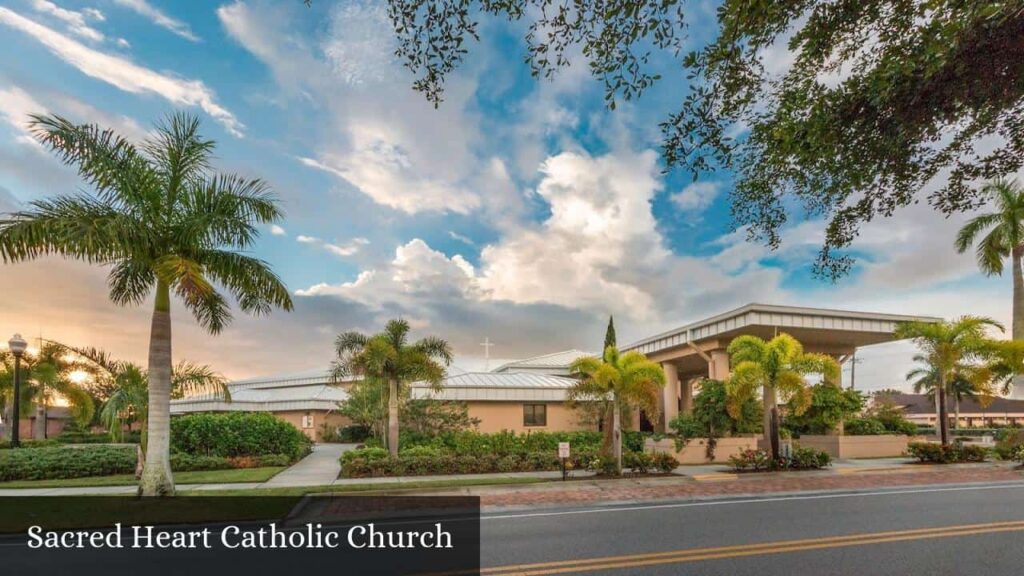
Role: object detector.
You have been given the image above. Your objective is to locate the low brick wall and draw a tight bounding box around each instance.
[646,436,759,464]
[796,434,911,458]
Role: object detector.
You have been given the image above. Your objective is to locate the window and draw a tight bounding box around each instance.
[301,413,313,429]
[523,404,547,427]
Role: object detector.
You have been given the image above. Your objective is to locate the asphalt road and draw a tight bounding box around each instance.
[479,481,1024,575]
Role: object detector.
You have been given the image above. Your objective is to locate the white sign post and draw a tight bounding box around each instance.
[558,442,570,480]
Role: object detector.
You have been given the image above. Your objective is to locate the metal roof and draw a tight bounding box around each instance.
[170,382,348,414]
[411,372,578,402]
[493,350,592,373]
[623,303,942,355]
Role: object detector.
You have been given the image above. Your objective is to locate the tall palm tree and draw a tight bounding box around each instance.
[955,178,1024,340]
[0,113,292,495]
[569,346,665,475]
[331,319,453,456]
[896,317,1003,445]
[725,333,840,459]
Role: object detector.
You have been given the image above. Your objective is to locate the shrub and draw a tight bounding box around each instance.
[728,447,831,472]
[729,449,773,472]
[790,446,831,469]
[651,451,678,473]
[845,418,888,436]
[338,425,371,443]
[338,445,670,478]
[0,438,60,449]
[907,441,988,463]
[399,445,442,458]
[171,413,312,461]
[55,428,141,445]
[398,430,604,458]
[994,429,1024,460]
[0,446,136,481]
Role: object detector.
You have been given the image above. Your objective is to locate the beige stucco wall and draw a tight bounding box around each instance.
[466,402,594,433]
[646,436,758,464]
[273,410,350,441]
[797,434,910,458]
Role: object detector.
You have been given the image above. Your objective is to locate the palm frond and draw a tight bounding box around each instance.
[200,250,293,315]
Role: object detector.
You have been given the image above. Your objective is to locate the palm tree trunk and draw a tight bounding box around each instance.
[1013,246,1024,340]
[612,397,622,475]
[937,375,949,446]
[139,281,174,496]
[602,404,614,456]
[763,385,778,458]
[387,378,399,457]
[954,395,961,430]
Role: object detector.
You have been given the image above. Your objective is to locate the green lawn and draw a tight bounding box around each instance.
[0,466,285,489]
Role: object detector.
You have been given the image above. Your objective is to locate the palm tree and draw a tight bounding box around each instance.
[906,353,993,431]
[569,346,666,475]
[0,113,292,495]
[0,343,95,439]
[725,333,840,460]
[331,319,453,456]
[896,317,1003,445]
[955,178,1024,340]
[72,345,227,475]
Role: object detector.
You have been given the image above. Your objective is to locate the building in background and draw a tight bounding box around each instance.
[881,393,1024,428]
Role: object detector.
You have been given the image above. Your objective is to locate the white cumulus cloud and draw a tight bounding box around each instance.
[0,7,241,136]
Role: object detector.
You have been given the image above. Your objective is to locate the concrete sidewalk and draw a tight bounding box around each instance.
[0,456,952,497]
[260,443,355,487]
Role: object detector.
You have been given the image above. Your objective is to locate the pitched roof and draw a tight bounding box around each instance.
[881,392,1024,415]
[412,372,578,402]
[170,382,348,413]
[493,349,592,373]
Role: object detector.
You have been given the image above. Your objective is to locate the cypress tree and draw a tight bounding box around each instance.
[603,316,616,354]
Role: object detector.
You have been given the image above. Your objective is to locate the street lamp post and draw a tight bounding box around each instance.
[7,334,27,448]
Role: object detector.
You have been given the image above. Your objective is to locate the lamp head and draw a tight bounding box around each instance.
[7,334,27,358]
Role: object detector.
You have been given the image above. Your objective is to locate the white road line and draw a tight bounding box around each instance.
[481,481,1024,521]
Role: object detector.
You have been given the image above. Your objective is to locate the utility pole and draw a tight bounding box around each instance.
[848,351,863,391]
[481,337,495,371]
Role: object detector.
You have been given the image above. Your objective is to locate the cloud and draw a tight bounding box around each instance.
[671,181,721,212]
[31,0,104,42]
[0,7,241,136]
[269,224,286,236]
[448,231,476,246]
[221,0,492,215]
[0,84,148,148]
[295,234,369,258]
[297,149,787,340]
[112,0,198,42]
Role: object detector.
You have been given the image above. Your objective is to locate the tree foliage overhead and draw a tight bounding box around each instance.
[379,0,1024,279]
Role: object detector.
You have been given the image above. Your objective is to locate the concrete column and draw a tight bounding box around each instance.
[680,377,694,415]
[661,362,680,431]
[709,350,731,381]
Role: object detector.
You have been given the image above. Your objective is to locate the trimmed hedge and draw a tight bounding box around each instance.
[0,446,136,481]
[907,441,987,463]
[0,446,294,482]
[171,412,312,461]
[395,430,605,457]
[56,429,142,444]
[340,445,677,478]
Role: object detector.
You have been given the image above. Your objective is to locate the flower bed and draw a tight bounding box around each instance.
[727,446,832,472]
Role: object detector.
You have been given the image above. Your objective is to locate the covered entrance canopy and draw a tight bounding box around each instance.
[622,303,941,431]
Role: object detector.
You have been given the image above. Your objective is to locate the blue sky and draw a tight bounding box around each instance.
[0,0,1014,391]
